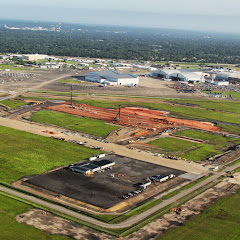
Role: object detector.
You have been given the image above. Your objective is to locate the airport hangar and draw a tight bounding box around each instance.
[85,70,139,86]
[151,69,205,83]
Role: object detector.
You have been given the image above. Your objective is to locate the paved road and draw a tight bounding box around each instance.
[3,101,57,119]
[0,116,207,174]
[1,161,240,229]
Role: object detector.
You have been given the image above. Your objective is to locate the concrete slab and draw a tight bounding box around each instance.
[179,172,203,181]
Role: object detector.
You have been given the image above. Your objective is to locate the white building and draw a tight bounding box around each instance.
[213,81,229,86]
[24,54,49,61]
[150,69,205,83]
[85,70,139,86]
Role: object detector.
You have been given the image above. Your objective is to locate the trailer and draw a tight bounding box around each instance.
[139,181,151,189]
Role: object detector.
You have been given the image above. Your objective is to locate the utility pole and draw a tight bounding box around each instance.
[70,85,73,106]
[118,105,121,122]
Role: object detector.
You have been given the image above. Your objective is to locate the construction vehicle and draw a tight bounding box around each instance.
[170,207,184,215]
[226,171,234,178]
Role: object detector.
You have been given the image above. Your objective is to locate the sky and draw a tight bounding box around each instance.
[1,0,240,33]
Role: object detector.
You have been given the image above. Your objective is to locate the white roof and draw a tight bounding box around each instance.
[87,70,138,79]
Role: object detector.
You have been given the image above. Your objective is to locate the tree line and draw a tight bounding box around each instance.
[0,25,240,64]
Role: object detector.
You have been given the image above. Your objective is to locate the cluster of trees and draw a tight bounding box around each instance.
[1,22,240,64]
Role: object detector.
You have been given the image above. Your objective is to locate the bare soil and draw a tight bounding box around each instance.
[16,209,115,240]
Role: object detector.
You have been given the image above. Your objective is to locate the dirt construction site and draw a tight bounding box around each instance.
[46,102,220,133]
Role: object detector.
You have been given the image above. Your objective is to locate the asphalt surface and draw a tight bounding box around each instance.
[26,154,183,209]
[2,73,71,101]
[1,161,240,229]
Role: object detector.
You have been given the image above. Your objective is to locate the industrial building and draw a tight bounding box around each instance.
[150,69,205,83]
[212,71,240,84]
[85,70,139,86]
[68,159,115,175]
[23,54,50,61]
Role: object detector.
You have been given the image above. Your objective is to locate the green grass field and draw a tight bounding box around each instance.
[0,125,101,183]
[218,124,240,135]
[175,130,240,148]
[148,129,240,161]
[0,64,31,71]
[0,193,70,240]
[159,190,240,240]
[30,110,120,137]
[169,99,240,114]
[180,144,220,162]
[147,137,221,161]
[148,137,198,152]
[0,100,26,109]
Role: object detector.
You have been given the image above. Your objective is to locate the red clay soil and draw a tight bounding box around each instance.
[131,130,150,137]
[46,103,220,132]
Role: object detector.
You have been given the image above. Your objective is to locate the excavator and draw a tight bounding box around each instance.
[170,207,184,215]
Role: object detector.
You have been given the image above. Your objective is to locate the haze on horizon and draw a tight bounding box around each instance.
[1,0,240,34]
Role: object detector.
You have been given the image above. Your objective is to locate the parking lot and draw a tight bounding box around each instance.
[0,69,70,91]
[25,154,183,209]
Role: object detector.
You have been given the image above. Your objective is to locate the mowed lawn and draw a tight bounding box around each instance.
[159,190,240,240]
[169,98,240,114]
[218,124,240,135]
[30,110,120,137]
[1,100,26,109]
[0,125,101,183]
[175,130,240,148]
[0,193,70,240]
[147,137,220,161]
[148,137,198,152]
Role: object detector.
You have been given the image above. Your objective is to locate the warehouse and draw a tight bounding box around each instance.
[91,159,115,169]
[213,71,240,84]
[68,159,115,175]
[151,69,205,83]
[68,165,92,175]
[23,54,49,61]
[85,70,139,86]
